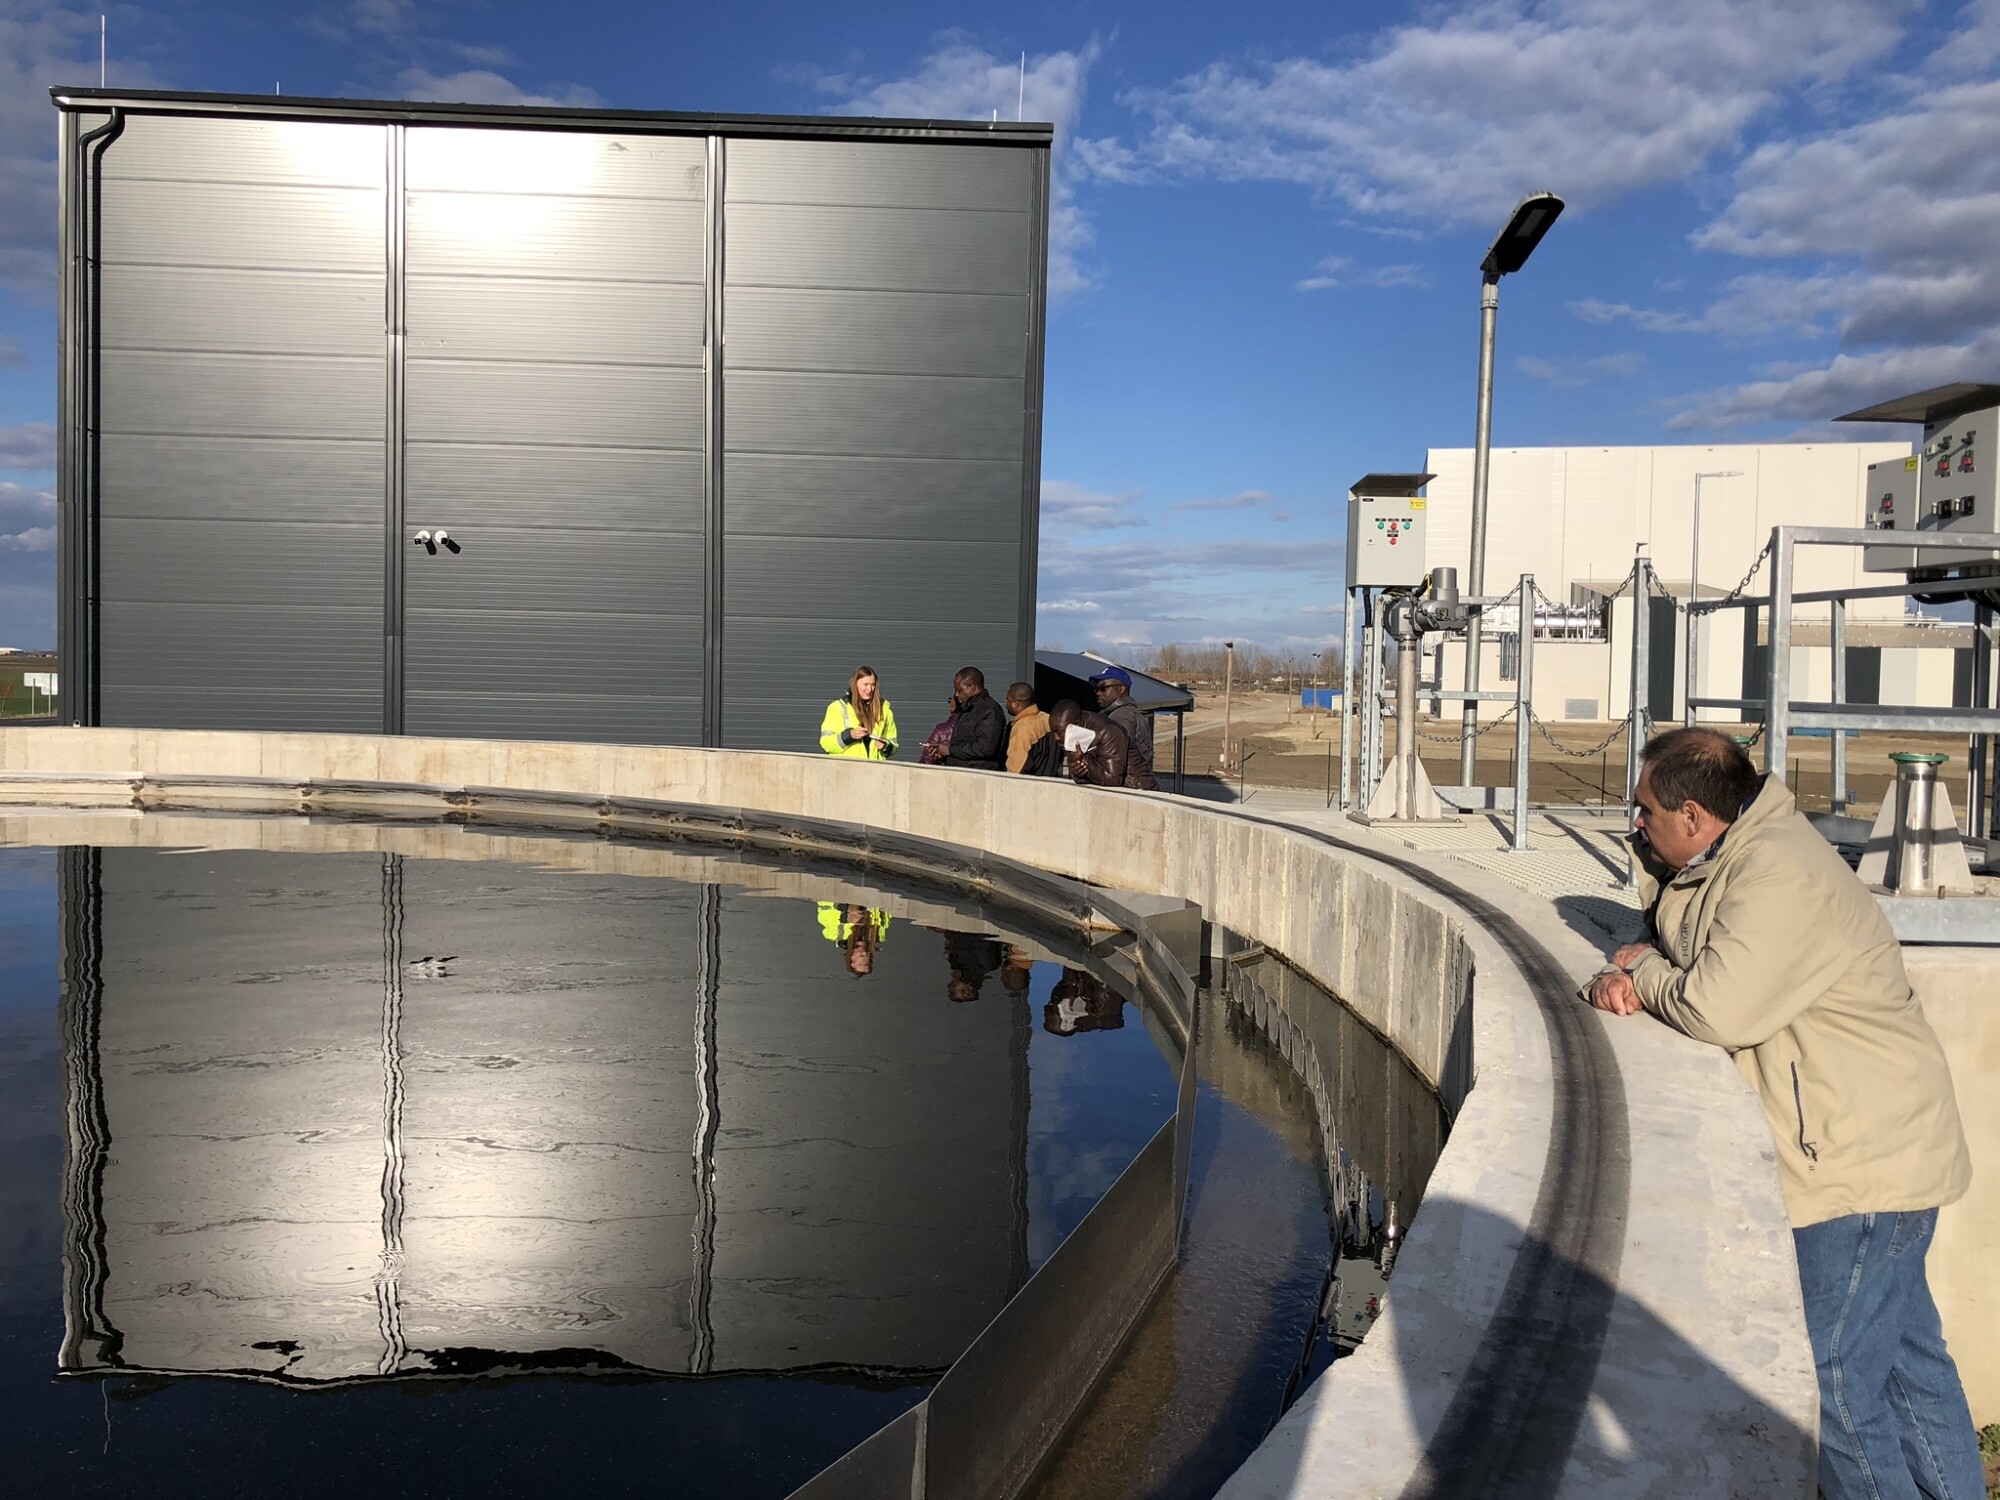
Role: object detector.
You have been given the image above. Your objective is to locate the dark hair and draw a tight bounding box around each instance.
[1047,699,1082,733]
[954,666,986,692]
[1642,728,1761,822]
[1004,680,1036,708]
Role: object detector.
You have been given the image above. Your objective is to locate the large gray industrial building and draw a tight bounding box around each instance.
[53,89,1050,749]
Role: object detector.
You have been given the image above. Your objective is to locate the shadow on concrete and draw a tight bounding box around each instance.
[1553,893,1647,951]
[1405,1199,1811,1497]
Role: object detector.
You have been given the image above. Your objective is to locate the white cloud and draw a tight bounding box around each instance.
[814,36,1105,297]
[0,423,56,470]
[1296,254,1429,292]
[1516,351,1644,386]
[1656,75,2000,428]
[1116,0,1910,227]
[1172,488,1272,512]
[0,479,56,550]
[397,67,604,109]
[1038,598,1101,613]
[1041,478,1147,531]
[0,4,168,298]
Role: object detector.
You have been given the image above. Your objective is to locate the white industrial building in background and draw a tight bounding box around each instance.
[1414,440,1985,723]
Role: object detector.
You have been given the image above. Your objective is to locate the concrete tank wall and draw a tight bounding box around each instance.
[0,728,1834,1494]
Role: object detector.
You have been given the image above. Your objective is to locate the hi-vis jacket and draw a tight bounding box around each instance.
[1623,775,1970,1228]
[818,697,899,760]
[816,902,891,944]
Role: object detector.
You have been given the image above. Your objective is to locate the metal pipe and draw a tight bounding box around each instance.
[1339,593,1357,812]
[1626,548,1651,802]
[1222,640,1235,774]
[1766,528,1794,781]
[1513,574,1533,852]
[1970,603,1992,839]
[1459,272,1499,785]
[1395,605,1419,820]
[1830,598,1848,814]
[77,107,126,727]
[1886,754,1947,894]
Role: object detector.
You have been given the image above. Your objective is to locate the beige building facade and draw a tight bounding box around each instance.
[1406,442,1992,724]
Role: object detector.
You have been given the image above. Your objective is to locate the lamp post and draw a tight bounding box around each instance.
[1459,190,1565,786]
[1222,640,1235,769]
[1684,470,1742,727]
[1311,650,1323,737]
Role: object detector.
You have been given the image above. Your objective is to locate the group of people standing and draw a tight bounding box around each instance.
[818,663,1158,791]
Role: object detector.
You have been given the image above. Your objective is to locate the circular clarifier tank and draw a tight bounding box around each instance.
[0,816,1444,1500]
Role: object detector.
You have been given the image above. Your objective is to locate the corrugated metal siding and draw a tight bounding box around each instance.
[78,108,1044,745]
[96,114,387,732]
[401,128,707,744]
[720,137,1033,751]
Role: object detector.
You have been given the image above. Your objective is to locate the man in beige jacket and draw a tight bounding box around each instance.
[1588,728,1977,1500]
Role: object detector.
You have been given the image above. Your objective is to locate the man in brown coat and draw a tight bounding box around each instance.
[1046,702,1156,790]
[1003,682,1051,775]
[1588,728,1977,1500]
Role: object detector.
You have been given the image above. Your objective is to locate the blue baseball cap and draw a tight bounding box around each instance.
[1088,666,1133,689]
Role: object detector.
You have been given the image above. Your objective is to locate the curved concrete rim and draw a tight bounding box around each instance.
[0,729,1818,1498]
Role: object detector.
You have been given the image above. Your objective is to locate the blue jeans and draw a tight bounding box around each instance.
[1794,1208,1983,1500]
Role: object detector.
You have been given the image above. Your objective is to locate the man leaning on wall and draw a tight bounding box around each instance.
[1586,727,1978,1500]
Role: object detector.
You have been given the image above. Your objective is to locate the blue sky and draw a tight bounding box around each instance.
[1,0,1995,655]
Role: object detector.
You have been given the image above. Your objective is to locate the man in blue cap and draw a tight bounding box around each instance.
[1089,666,1155,780]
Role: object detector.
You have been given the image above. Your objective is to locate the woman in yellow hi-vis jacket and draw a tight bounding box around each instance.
[819,665,898,760]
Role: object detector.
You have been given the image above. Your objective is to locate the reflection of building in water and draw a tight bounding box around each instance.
[58,850,1029,1385]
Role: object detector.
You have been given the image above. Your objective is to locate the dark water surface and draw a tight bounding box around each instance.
[0,828,1444,1500]
[1,840,1179,1497]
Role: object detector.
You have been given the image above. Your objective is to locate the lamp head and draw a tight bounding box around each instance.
[1481,191,1565,277]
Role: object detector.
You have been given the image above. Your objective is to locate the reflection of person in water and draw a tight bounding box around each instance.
[1043,968,1126,1035]
[939,930,1004,1003]
[999,944,1035,996]
[817,901,890,977]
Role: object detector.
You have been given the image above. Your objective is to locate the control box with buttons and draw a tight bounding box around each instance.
[1862,402,2000,573]
[1346,481,1431,589]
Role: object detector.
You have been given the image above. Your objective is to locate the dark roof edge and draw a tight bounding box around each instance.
[49,86,1055,145]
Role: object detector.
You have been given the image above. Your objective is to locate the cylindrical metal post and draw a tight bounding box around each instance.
[1970,603,1992,838]
[1685,489,1700,729]
[1459,273,1500,786]
[1886,753,1947,894]
[1765,529,1793,781]
[1221,641,1235,772]
[1396,610,1419,821]
[1626,549,1652,803]
[1513,574,1534,851]
[1339,591,1358,812]
[1830,599,1848,814]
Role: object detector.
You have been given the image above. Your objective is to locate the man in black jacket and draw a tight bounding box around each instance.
[945,668,1005,770]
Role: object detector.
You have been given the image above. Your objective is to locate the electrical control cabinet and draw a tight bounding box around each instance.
[1861,455,1923,572]
[1346,491,1430,589]
[1862,403,2000,573]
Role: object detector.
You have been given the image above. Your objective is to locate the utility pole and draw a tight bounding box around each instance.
[1221,641,1235,770]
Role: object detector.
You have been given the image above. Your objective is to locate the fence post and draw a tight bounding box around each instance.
[1765,528,1793,782]
[1625,548,1652,803]
[1830,597,1848,814]
[1513,574,1533,852]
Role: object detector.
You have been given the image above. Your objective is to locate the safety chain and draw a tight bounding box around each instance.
[1413,705,1518,742]
[1705,541,1774,612]
[1526,709,1630,759]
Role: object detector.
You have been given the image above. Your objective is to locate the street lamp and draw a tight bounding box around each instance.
[1459,190,1565,786]
[1221,641,1236,768]
[1684,469,1743,727]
